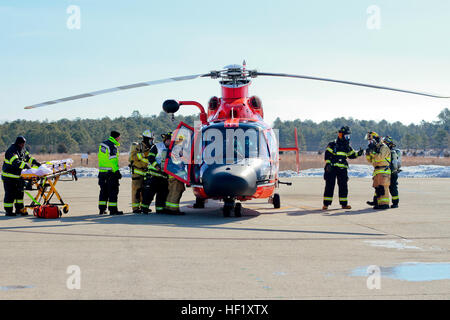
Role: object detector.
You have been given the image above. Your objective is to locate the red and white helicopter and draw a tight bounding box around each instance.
[25,62,448,216]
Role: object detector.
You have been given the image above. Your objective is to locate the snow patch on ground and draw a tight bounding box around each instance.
[73,165,450,179]
[364,240,423,251]
[279,165,450,178]
[74,167,132,178]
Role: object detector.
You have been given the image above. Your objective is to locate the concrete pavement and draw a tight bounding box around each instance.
[0,177,449,299]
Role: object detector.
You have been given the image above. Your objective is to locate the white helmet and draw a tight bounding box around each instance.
[142,129,154,139]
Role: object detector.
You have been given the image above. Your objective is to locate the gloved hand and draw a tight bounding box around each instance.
[23,163,31,170]
[34,161,41,167]
[115,170,122,180]
[357,148,364,156]
[323,163,332,180]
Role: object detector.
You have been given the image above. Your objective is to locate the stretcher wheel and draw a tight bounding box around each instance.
[63,205,69,214]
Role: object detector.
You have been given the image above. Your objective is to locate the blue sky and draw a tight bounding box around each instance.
[1,0,449,125]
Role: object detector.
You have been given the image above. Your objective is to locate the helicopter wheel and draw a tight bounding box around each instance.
[234,203,242,217]
[273,193,281,209]
[223,198,234,217]
[193,197,205,209]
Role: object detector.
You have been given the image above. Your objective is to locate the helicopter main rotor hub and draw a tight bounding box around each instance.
[209,65,257,87]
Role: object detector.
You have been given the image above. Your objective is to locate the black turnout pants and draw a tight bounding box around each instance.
[323,167,349,206]
[389,172,399,205]
[3,177,25,214]
[98,172,120,212]
[142,175,168,212]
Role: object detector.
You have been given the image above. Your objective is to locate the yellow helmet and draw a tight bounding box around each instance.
[365,131,379,140]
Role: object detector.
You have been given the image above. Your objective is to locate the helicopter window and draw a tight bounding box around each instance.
[265,129,279,162]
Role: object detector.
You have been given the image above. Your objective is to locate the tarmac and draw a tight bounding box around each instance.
[0,177,449,299]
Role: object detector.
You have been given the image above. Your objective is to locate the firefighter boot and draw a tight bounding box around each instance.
[109,208,124,215]
[5,208,16,217]
[367,195,377,206]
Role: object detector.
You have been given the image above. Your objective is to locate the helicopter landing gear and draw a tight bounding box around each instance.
[193,197,205,209]
[269,193,281,209]
[222,198,242,217]
[234,202,242,217]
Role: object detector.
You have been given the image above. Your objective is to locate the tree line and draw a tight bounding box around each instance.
[276,108,449,154]
[0,108,448,154]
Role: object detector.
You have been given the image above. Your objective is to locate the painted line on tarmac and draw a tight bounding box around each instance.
[0,227,389,241]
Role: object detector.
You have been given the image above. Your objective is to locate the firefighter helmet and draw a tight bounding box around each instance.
[365,131,380,142]
[176,134,185,142]
[338,126,351,140]
[383,135,395,148]
[15,136,26,145]
[338,126,351,135]
[142,129,154,139]
[161,132,173,141]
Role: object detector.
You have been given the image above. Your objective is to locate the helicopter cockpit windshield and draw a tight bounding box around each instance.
[192,123,274,184]
[164,121,277,186]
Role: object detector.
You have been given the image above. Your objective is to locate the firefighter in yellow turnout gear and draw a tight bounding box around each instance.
[165,134,186,215]
[365,131,391,210]
[129,130,154,213]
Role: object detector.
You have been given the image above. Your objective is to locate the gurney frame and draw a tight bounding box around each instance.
[21,169,78,214]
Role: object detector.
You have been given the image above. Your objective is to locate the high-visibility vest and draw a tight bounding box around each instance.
[98,136,120,173]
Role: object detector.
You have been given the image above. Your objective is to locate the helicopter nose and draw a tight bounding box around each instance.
[202,165,257,197]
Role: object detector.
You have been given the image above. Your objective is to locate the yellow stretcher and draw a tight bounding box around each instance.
[21,168,78,214]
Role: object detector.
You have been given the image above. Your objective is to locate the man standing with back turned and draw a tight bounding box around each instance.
[98,130,123,215]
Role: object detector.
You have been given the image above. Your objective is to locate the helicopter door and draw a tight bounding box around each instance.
[164,122,194,184]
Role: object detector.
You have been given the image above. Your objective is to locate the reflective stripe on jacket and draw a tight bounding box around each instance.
[324,139,359,169]
[129,141,152,175]
[2,143,39,179]
[147,142,168,178]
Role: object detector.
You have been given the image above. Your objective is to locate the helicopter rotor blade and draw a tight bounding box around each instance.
[255,72,450,99]
[24,73,212,109]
